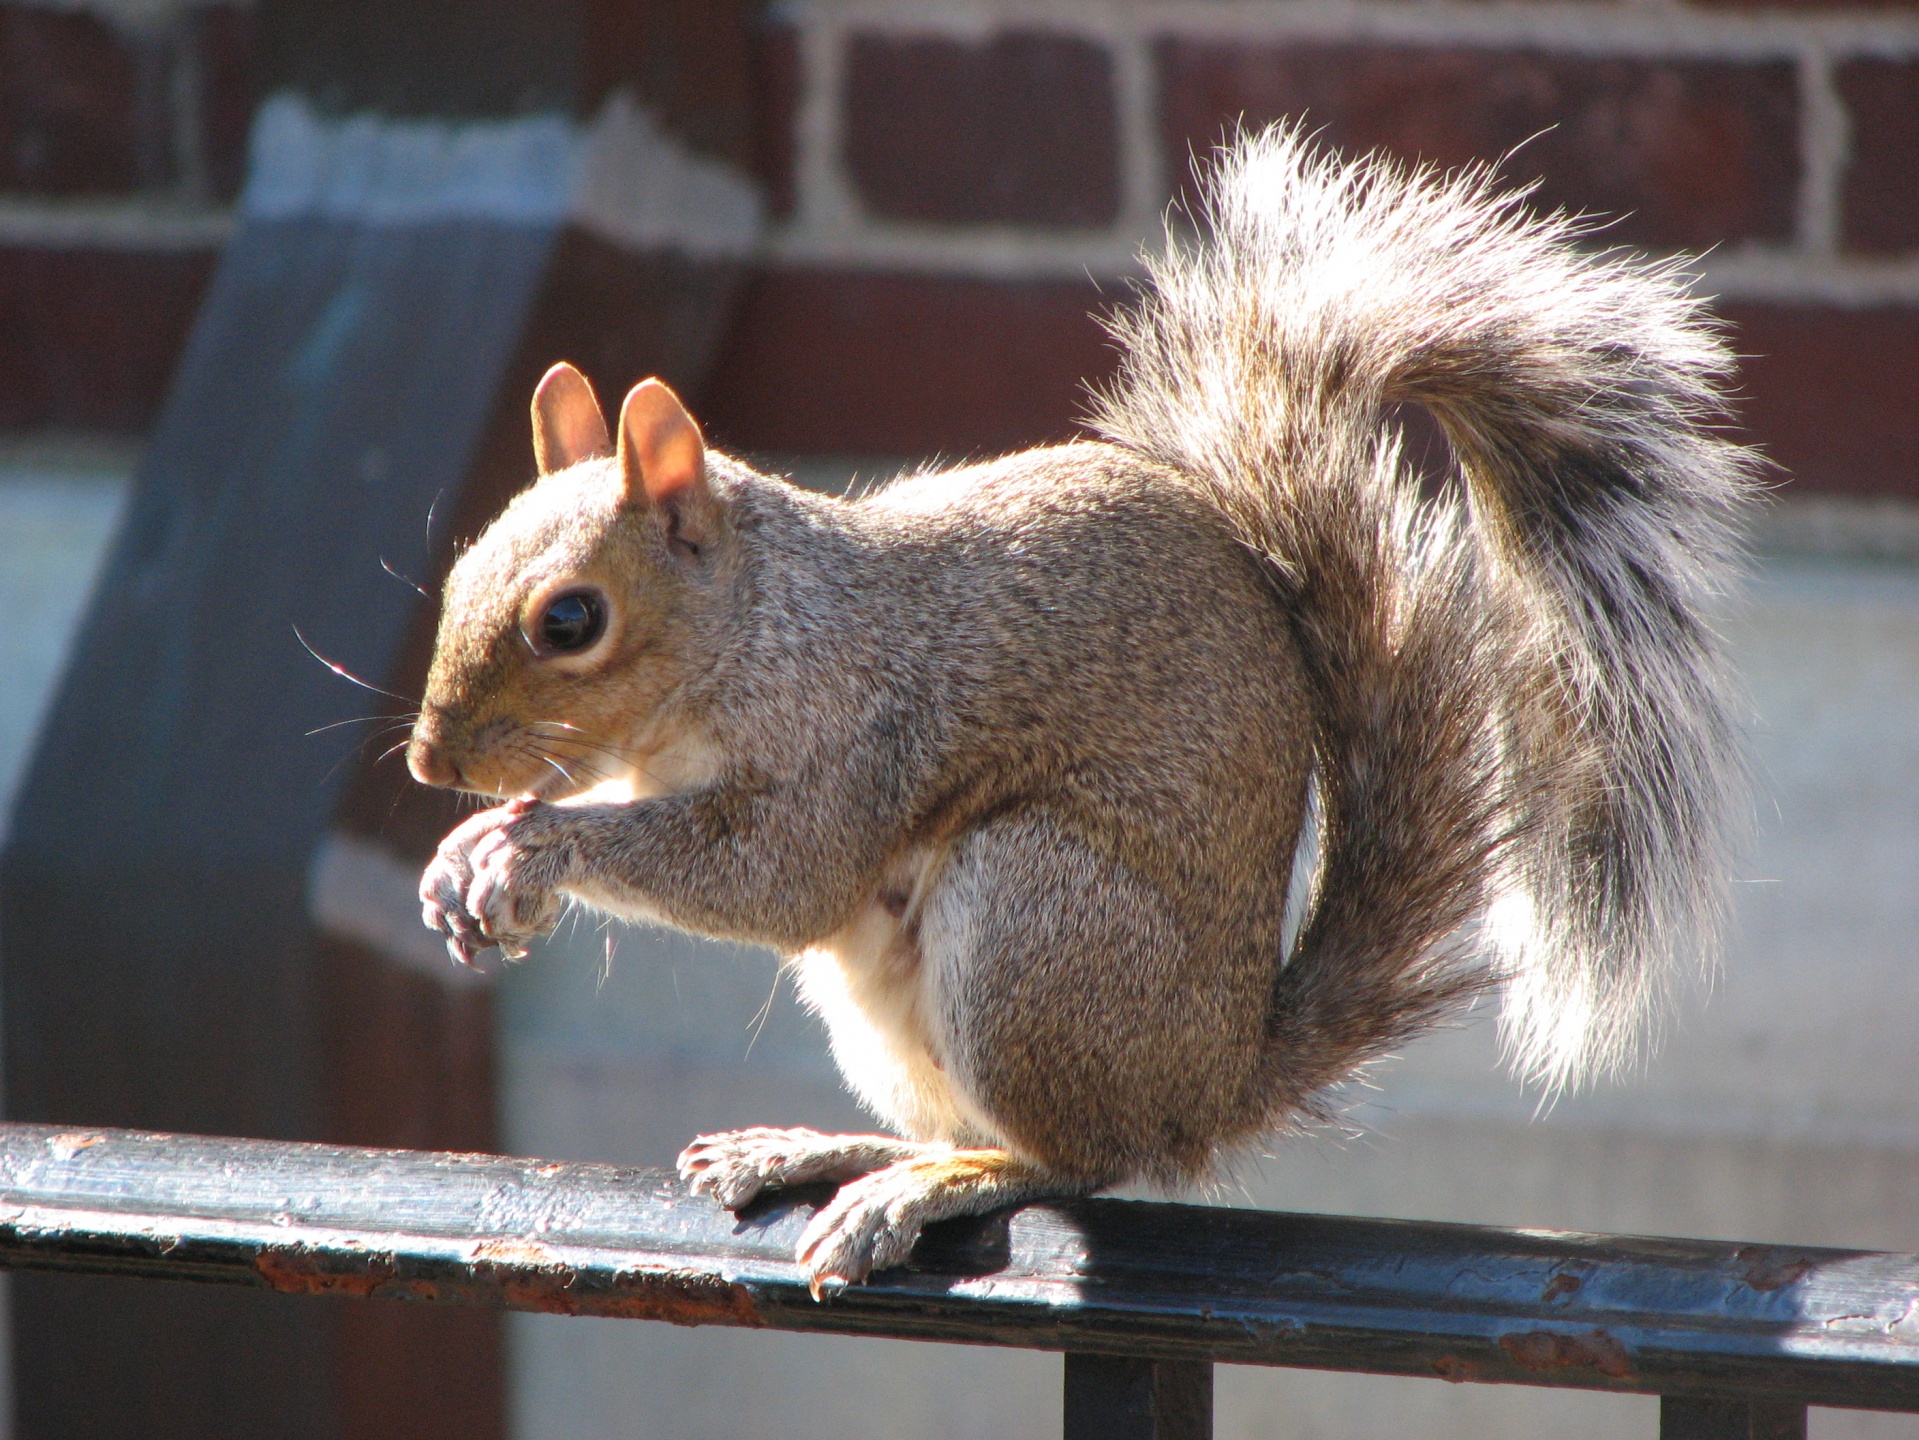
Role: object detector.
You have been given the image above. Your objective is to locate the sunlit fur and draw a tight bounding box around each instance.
[1093,128,1754,1090]
[413,126,1756,1283]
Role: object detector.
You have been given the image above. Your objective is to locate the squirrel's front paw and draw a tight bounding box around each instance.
[420,799,567,965]
[464,817,566,956]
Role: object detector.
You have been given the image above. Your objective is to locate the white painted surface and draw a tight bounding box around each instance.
[241,96,581,227]
[0,90,765,258]
[499,544,1919,1440]
[240,93,764,258]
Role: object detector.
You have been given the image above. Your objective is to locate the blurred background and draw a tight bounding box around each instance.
[1,0,1916,1437]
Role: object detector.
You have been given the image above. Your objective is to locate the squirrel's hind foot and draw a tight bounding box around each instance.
[676,1131,1072,1296]
[793,1150,1069,1299]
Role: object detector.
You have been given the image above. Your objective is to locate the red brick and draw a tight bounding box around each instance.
[196,5,259,202]
[1839,59,1919,255]
[1722,304,1919,497]
[845,31,1119,228]
[0,245,216,430]
[701,269,1115,455]
[0,6,142,194]
[585,0,760,168]
[1159,41,1799,250]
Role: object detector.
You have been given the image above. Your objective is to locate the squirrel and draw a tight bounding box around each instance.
[409,127,1754,1296]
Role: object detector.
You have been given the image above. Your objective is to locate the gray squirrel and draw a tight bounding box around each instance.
[409,128,1754,1295]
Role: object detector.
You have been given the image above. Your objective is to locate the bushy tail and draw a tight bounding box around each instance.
[1092,127,1754,1103]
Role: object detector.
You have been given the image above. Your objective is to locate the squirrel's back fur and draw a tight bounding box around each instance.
[1094,128,1753,1095]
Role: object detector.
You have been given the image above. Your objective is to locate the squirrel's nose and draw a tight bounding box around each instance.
[407,735,460,788]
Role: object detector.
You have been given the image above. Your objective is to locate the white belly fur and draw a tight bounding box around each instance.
[788,847,989,1145]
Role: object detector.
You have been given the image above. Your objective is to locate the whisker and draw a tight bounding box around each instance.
[569,749,615,783]
[510,732,610,793]
[519,734,615,788]
[596,932,615,994]
[522,723,673,790]
[305,711,418,738]
[317,726,406,789]
[525,721,641,761]
[546,743,632,776]
[525,719,627,748]
[293,626,417,705]
[380,556,432,600]
[744,966,781,1061]
[534,753,574,787]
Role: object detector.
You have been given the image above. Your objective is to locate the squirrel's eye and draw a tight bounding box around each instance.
[537,591,606,654]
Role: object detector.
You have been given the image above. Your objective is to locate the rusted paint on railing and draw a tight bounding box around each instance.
[243,1231,767,1325]
[1499,1327,1636,1381]
[2,1122,1917,1411]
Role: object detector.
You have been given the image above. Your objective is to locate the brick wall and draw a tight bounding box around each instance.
[5,0,1918,493]
[0,0,247,429]
[704,0,1919,494]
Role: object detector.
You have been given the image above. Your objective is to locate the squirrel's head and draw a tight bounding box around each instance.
[408,363,734,800]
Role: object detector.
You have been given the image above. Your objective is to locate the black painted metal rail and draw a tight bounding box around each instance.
[1,1123,1914,1438]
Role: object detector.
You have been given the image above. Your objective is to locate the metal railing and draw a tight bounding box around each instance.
[1,1121,1914,1438]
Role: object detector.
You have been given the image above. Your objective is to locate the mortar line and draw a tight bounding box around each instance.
[792,10,861,242]
[1796,45,1849,256]
[1111,23,1167,249]
[789,0,1919,61]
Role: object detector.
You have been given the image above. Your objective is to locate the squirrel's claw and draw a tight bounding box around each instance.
[423,891,488,967]
[444,934,481,968]
[785,1150,1060,1300]
[807,1272,849,1302]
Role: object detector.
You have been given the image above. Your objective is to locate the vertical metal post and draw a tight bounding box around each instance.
[1660,1396,1809,1440]
[1064,1353,1213,1440]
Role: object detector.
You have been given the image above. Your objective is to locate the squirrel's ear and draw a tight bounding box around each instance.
[616,378,714,549]
[531,362,611,475]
